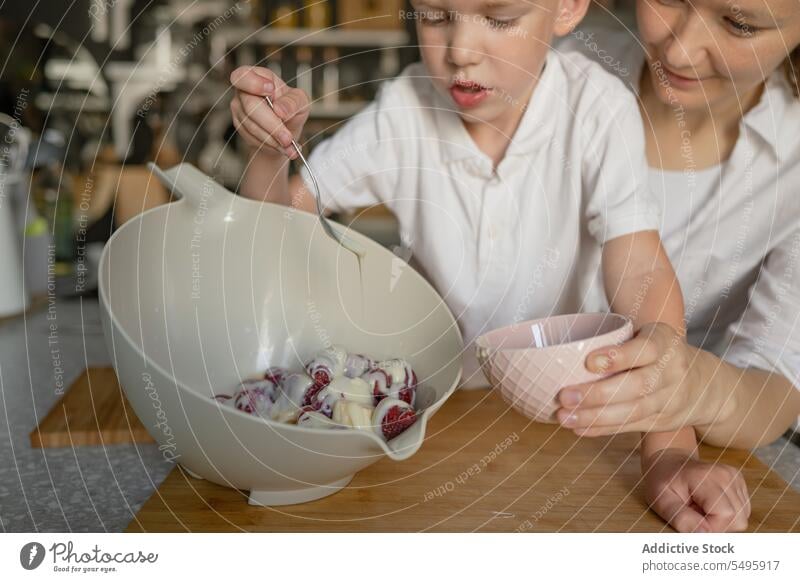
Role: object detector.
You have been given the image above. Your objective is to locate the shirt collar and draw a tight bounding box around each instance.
[431,53,560,166]
[740,71,800,162]
[625,42,799,163]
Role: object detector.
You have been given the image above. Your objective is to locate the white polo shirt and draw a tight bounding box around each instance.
[300,53,660,388]
[560,26,800,415]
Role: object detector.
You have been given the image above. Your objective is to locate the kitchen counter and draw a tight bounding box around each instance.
[1,298,799,532]
[0,297,174,532]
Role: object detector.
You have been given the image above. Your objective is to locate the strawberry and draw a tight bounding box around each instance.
[310,368,332,388]
[344,353,374,378]
[302,382,326,407]
[366,363,417,406]
[305,346,347,388]
[264,366,288,385]
[232,378,278,416]
[373,397,417,441]
[397,386,414,406]
[364,368,391,405]
[233,388,271,416]
[381,405,417,440]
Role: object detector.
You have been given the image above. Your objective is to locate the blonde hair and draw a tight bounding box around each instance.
[785,47,800,98]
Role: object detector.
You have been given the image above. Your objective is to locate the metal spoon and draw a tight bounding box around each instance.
[264,95,364,259]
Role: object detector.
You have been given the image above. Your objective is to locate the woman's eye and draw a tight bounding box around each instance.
[657,0,684,6]
[486,17,518,29]
[724,16,756,37]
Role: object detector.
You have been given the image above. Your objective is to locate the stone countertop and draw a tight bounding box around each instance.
[1,298,798,532]
[0,297,174,532]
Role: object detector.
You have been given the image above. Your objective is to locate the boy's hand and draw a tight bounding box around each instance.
[643,449,751,533]
[229,65,310,158]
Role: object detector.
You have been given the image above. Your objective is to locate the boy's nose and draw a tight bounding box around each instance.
[446,22,483,68]
[661,12,709,73]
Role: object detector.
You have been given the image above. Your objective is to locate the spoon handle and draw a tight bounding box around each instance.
[263,95,364,258]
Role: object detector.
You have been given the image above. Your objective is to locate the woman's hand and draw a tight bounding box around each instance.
[643,449,750,532]
[229,65,310,158]
[555,322,726,436]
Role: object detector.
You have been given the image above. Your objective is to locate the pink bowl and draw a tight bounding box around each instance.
[475,313,633,423]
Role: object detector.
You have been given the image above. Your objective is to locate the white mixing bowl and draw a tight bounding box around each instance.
[98,163,463,506]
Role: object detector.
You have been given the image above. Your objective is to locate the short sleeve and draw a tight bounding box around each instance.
[582,98,661,244]
[298,84,400,214]
[720,229,800,394]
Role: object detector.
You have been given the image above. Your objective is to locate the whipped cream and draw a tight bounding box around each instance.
[297,410,338,429]
[317,376,373,407]
[332,400,374,431]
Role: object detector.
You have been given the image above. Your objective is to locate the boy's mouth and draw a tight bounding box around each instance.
[449,79,492,108]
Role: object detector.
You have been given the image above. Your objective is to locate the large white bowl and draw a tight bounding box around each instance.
[98,163,463,506]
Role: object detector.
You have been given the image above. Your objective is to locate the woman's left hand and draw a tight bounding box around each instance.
[555,322,719,436]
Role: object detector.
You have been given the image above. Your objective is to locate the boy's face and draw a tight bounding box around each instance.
[411,0,588,128]
[636,0,800,112]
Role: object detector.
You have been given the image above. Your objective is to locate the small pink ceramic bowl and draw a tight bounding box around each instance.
[475,313,633,423]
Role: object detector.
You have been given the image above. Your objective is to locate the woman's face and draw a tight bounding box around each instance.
[636,0,800,111]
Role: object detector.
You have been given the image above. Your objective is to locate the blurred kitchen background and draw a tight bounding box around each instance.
[0,0,625,318]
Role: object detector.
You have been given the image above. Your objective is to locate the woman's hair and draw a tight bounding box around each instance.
[785,47,800,98]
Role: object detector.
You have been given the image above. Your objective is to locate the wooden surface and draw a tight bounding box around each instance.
[113,165,173,228]
[30,367,155,448]
[127,389,800,532]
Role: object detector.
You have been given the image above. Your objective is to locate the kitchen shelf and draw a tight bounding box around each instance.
[210,25,409,67]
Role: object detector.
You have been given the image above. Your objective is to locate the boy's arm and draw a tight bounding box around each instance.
[601,230,695,463]
[240,148,318,214]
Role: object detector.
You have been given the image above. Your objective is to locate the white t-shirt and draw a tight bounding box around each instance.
[300,52,660,388]
[559,27,800,413]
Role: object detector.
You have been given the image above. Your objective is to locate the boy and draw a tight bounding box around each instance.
[230,0,746,532]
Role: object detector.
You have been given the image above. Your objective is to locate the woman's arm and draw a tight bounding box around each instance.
[692,349,800,448]
[557,230,800,449]
[596,231,750,532]
[696,231,800,448]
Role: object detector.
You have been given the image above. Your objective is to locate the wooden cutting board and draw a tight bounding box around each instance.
[30,367,155,448]
[127,389,800,532]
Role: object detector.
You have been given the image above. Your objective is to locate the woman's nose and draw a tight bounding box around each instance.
[446,20,483,68]
[662,12,709,73]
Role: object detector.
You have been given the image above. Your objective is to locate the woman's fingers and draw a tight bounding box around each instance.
[556,371,667,430]
[556,398,652,430]
[585,325,666,375]
[559,369,650,409]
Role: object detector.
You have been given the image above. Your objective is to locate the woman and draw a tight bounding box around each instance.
[556,0,800,514]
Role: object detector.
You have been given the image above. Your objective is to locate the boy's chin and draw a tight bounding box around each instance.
[455,102,508,126]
